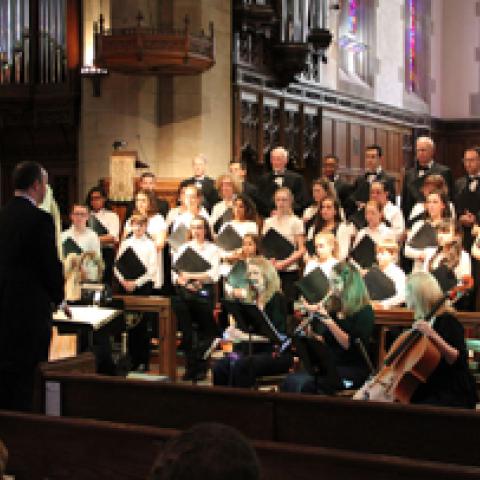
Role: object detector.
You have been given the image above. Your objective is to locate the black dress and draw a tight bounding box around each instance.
[411,313,478,409]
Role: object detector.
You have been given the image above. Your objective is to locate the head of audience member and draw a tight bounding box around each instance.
[365,200,382,229]
[86,186,107,213]
[406,272,444,320]
[183,185,201,213]
[416,136,435,167]
[274,187,293,216]
[425,190,449,221]
[463,146,480,177]
[376,238,399,270]
[330,261,370,316]
[129,213,148,239]
[233,194,257,222]
[70,204,89,231]
[315,196,342,232]
[139,172,157,193]
[270,147,288,174]
[314,232,337,262]
[216,174,239,202]
[148,423,260,480]
[192,154,207,178]
[421,173,448,199]
[322,155,339,180]
[365,144,383,173]
[242,234,260,259]
[311,178,334,206]
[369,181,388,208]
[247,256,281,304]
[134,190,157,217]
[13,161,48,205]
[229,159,248,182]
[188,215,212,243]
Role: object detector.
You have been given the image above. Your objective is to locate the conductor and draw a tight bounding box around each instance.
[0,161,64,411]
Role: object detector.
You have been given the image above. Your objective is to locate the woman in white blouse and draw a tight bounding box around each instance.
[302,178,337,228]
[210,174,239,234]
[124,189,166,290]
[171,215,220,381]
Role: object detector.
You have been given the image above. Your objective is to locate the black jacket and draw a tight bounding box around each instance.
[180,176,219,213]
[0,196,64,369]
[349,169,396,206]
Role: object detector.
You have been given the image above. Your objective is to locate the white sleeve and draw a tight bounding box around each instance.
[136,242,158,288]
[206,244,221,283]
[381,266,406,309]
[404,222,426,260]
[455,251,472,280]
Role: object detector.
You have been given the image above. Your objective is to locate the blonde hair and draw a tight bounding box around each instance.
[376,237,399,262]
[247,256,281,304]
[216,173,241,197]
[314,231,338,259]
[406,272,450,320]
[130,213,148,226]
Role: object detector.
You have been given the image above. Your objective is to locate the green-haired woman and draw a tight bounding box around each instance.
[282,261,374,394]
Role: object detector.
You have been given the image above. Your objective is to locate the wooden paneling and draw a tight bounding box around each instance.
[364,126,375,152]
[375,129,388,165]
[334,120,348,170]
[321,117,333,157]
[349,123,361,170]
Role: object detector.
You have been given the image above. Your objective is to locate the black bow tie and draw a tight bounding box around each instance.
[366,172,376,179]
[469,176,479,182]
[273,173,285,178]
[417,165,430,173]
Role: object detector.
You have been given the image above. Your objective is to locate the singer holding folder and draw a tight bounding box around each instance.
[282,262,374,395]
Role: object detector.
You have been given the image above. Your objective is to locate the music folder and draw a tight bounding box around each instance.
[173,246,211,273]
[407,222,438,249]
[213,208,234,234]
[348,207,367,230]
[226,260,249,289]
[216,224,243,251]
[167,223,189,250]
[363,266,396,301]
[431,264,457,293]
[261,228,295,260]
[88,215,109,236]
[63,237,83,257]
[305,238,315,256]
[350,234,376,269]
[115,247,147,280]
[295,267,330,304]
[222,299,284,344]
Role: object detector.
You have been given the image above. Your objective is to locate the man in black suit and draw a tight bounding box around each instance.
[0,161,64,411]
[125,172,170,218]
[321,154,353,215]
[229,159,259,208]
[349,144,396,211]
[401,136,453,219]
[256,147,309,217]
[180,154,219,213]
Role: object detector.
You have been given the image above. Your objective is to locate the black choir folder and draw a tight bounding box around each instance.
[261,228,294,260]
[115,247,147,280]
[295,267,330,304]
[63,237,83,257]
[348,207,367,230]
[363,266,396,301]
[407,222,438,249]
[432,264,457,293]
[305,239,315,256]
[350,234,376,269]
[173,246,211,273]
[167,224,189,250]
[88,215,109,236]
[216,224,242,251]
[213,208,234,234]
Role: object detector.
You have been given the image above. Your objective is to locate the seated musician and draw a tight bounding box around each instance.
[171,216,220,381]
[406,272,477,408]
[281,261,374,395]
[213,256,292,388]
[114,213,157,371]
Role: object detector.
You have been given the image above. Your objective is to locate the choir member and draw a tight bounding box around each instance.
[401,136,453,220]
[308,196,354,261]
[257,147,309,217]
[282,261,374,394]
[114,213,157,370]
[171,216,220,381]
[348,145,395,209]
[210,174,239,234]
[304,232,338,278]
[404,190,450,272]
[180,154,219,213]
[302,178,339,230]
[321,154,353,215]
[213,256,292,388]
[86,186,120,286]
[262,187,305,307]
[406,272,477,408]
[126,172,170,218]
[369,180,405,241]
[124,190,167,290]
[229,158,259,207]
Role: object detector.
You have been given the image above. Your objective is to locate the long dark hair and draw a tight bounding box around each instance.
[313,196,342,234]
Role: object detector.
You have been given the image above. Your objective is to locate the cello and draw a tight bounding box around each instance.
[354,275,474,403]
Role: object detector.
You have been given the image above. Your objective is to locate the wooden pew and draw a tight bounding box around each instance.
[39,372,480,468]
[0,411,478,480]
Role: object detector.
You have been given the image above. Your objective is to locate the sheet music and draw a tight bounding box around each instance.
[53,306,120,331]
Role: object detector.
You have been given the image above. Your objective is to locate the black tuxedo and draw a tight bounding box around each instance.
[0,196,64,410]
[256,169,309,217]
[455,176,480,250]
[349,169,396,207]
[180,176,219,213]
[329,176,353,216]
[401,162,453,219]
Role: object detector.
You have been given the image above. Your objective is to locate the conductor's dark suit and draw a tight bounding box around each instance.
[0,196,64,411]
[401,162,453,219]
[257,170,309,217]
